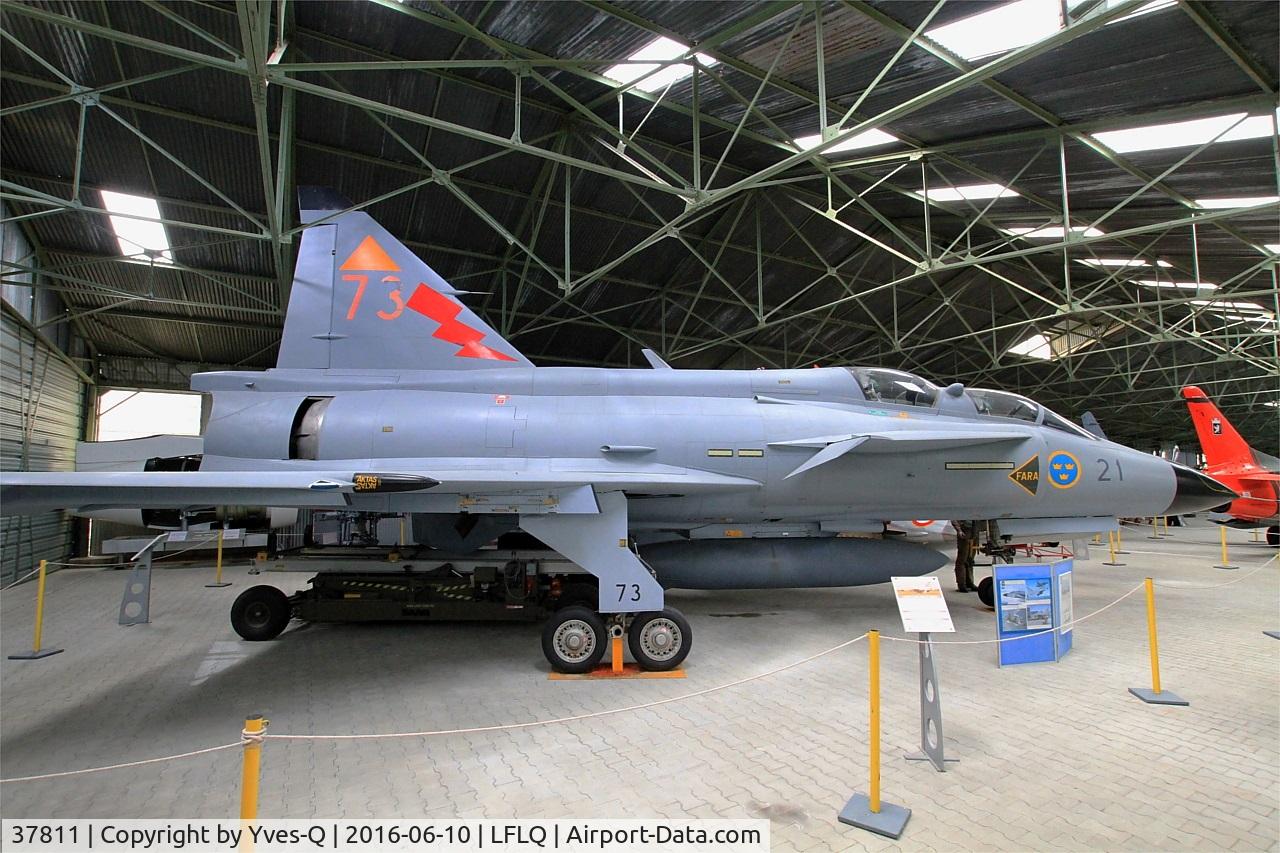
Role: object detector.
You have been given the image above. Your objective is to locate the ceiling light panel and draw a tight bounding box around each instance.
[100,190,173,264]
[925,0,1062,61]
[1090,111,1276,154]
[918,183,1020,202]
[793,129,900,155]
[603,37,716,93]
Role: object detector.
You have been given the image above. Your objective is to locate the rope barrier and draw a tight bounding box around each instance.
[1,565,44,591]
[1,561,115,591]
[0,742,240,784]
[1152,555,1277,589]
[266,632,870,742]
[0,537,1273,783]
[0,633,869,783]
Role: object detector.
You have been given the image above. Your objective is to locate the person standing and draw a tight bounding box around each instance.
[953,519,977,592]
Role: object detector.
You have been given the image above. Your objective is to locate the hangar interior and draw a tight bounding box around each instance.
[0,0,1278,848]
[3,0,1279,578]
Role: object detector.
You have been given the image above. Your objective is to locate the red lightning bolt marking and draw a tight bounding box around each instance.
[405,284,516,362]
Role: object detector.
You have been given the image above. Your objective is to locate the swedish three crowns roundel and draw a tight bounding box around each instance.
[1047,450,1081,489]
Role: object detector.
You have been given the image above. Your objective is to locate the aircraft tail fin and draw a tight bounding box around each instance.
[1180,386,1252,468]
[1080,411,1107,440]
[277,187,530,370]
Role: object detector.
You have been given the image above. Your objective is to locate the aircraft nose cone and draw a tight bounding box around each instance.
[1165,465,1237,515]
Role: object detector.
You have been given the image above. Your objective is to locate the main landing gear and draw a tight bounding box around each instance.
[1267,526,1279,548]
[540,605,692,674]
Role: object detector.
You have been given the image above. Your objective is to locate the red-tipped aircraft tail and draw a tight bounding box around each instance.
[1180,386,1253,469]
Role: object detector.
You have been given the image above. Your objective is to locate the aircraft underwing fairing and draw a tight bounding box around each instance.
[0,188,1239,672]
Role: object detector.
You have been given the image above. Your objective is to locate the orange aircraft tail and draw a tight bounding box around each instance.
[1180,386,1253,468]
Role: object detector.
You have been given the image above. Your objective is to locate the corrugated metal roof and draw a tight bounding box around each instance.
[0,0,1275,441]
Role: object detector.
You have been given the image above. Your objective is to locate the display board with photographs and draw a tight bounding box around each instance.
[997,576,1054,633]
[994,559,1074,666]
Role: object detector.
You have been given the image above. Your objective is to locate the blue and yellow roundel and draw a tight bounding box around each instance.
[1047,451,1081,489]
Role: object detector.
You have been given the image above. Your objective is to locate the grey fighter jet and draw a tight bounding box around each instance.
[1,188,1235,672]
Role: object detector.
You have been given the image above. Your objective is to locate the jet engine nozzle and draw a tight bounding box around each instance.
[1165,465,1238,516]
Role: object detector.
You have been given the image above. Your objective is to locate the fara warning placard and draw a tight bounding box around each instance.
[890,576,956,633]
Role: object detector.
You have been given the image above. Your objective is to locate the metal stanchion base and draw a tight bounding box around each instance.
[205,582,232,588]
[1128,687,1188,706]
[1101,561,1126,566]
[1214,564,1239,570]
[904,751,959,770]
[8,648,63,660]
[838,794,910,839]
[1263,631,1280,640]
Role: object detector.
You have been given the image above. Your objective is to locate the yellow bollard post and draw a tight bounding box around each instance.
[1113,525,1129,554]
[1102,531,1125,566]
[1129,579,1187,705]
[207,529,231,587]
[869,629,880,813]
[1145,578,1161,695]
[8,560,64,660]
[1148,516,1161,540]
[837,629,910,837]
[1214,526,1238,570]
[240,715,267,820]
[1252,528,1261,542]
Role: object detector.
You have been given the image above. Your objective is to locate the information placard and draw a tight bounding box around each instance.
[891,576,955,634]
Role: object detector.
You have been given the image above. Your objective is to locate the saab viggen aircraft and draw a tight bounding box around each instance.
[1181,386,1279,546]
[0,189,1236,672]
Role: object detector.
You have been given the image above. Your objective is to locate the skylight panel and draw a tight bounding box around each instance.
[1266,244,1280,254]
[1007,332,1052,360]
[1136,280,1216,290]
[1191,299,1267,313]
[603,37,716,93]
[917,183,1020,203]
[1003,225,1103,238]
[1077,258,1171,268]
[1068,0,1176,24]
[925,0,1062,61]
[794,128,900,155]
[1090,112,1275,154]
[1194,196,1280,209]
[100,190,172,264]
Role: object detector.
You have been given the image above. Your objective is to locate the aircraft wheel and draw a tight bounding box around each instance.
[976,577,995,609]
[628,607,691,671]
[542,606,606,673]
[231,585,291,641]
[1267,526,1279,547]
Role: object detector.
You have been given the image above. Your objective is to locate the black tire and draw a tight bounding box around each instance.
[231,585,291,641]
[977,576,994,609]
[542,606,607,673]
[556,581,599,610]
[1267,526,1279,547]
[627,607,692,671]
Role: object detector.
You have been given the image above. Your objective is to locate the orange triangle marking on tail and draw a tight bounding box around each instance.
[339,235,401,272]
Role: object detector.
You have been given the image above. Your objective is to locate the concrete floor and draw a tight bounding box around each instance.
[1,520,1277,851]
